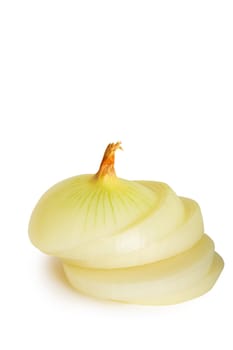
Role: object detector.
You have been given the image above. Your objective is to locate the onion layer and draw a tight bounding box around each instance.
[63,235,223,305]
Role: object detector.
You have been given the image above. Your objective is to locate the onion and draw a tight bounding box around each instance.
[29,142,224,305]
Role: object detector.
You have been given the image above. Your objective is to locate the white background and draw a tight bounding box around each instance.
[0,1,232,349]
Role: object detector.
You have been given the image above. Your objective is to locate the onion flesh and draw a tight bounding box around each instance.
[63,235,223,305]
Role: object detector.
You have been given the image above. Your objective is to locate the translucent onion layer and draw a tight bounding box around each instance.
[63,235,223,305]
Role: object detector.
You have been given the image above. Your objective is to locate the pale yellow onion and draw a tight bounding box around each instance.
[29,142,224,305]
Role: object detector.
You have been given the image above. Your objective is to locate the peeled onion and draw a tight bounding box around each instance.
[29,142,224,305]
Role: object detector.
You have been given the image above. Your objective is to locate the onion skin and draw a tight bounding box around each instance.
[29,142,224,305]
